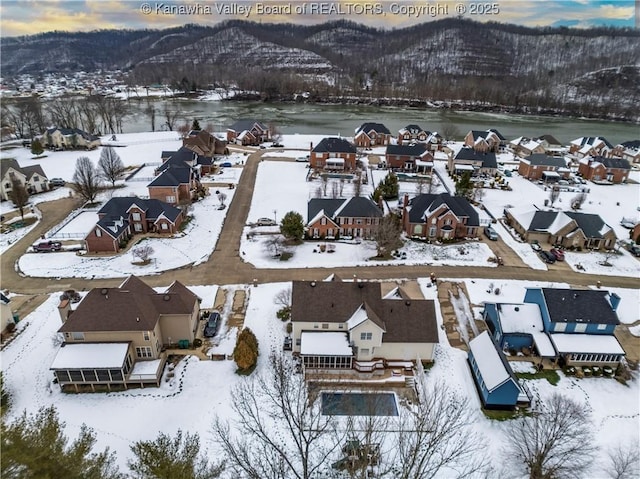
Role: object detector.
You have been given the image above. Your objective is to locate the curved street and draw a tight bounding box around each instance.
[2,149,639,296]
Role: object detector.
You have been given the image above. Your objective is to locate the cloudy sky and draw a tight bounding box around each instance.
[0,0,636,37]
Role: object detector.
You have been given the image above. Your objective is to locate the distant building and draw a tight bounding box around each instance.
[569,137,613,159]
[397,124,429,145]
[226,119,269,145]
[310,137,357,170]
[518,154,568,180]
[183,129,228,156]
[449,147,497,176]
[384,144,434,172]
[578,156,631,183]
[40,127,100,150]
[463,129,506,153]
[354,122,392,147]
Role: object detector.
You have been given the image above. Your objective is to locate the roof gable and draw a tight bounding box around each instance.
[312,137,356,154]
[356,122,391,135]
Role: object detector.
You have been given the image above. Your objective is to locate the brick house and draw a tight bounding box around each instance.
[578,156,631,184]
[226,119,269,145]
[448,147,497,176]
[1,158,50,201]
[569,137,614,159]
[290,279,438,367]
[464,129,506,153]
[310,137,357,170]
[40,127,100,150]
[397,124,429,145]
[612,140,640,164]
[85,197,183,253]
[51,275,201,391]
[508,137,546,158]
[354,123,392,147]
[505,207,617,250]
[306,197,383,239]
[158,146,215,176]
[183,129,228,156]
[384,144,434,172]
[518,154,568,180]
[148,166,198,205]
[402,193,480,240]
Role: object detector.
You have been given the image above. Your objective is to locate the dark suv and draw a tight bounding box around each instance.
[539,250,556,264]
[203,311,221,337]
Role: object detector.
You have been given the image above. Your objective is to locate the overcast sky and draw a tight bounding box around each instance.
[0,0,636,37]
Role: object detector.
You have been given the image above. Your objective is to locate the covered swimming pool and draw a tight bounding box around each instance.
[321,392,399,416]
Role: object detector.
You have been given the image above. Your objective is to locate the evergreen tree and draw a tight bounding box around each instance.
[30,138,44,156]
[191,119,201,131]
[455,171,473,200]
[279,211,304,241]
[233,328,259,372]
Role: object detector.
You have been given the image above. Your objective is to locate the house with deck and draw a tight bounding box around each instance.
[310,137,357,171]
[464,129,506,153]
[51,275,201,391]
[402,193,480,240]
[449,147,497,176]
[84,197,183,253]
[397,125,429,145]
[384,144,434,172]
[505,208,617,250]
[354,123,392,147]
[291,279,438,369]
[1,158,50,201]
[518,154,569,181]
[226,119,269,145]
[468,331,529,409]
[577,156,631,184]
[306,197,382,239]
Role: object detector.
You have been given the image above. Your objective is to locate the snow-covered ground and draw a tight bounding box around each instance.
[50,211,99,239]
[0,211,41,254]
[564,250,640,277]
[18,189,235,279]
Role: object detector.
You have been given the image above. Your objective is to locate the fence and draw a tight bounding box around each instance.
[48,207,99,238]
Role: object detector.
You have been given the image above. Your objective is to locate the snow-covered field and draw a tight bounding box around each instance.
[2,279,637,476]
[50,211,99,238]
[18,189,235,279]
[0,212,41,254]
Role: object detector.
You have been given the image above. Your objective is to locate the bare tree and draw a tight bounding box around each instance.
[132,245,155,263]
[72,156,101,204]
[268,122,282,143]
[216,191,227,206]
[415,177,427,195]
[374,214,403,257]
[264,235,284,257]
[441,122,460,142]
[162,104,181,131]
[9,178,29,220]
[213,353,343,479]
[605,441,639,479]
[571,191,587,210]
[274,288,292,309]
[321,176,328,196]
[331,180,340,199]
[353,173,363,197]
[548,185,560,207]
[473,184,486,203]
[98,147,125,187]
[314,186,323,198]
[146,104,156,132]
[507,394,594,479]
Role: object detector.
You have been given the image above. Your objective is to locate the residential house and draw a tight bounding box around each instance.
[148,166,198,205]
[518,154,569,181]
[354,123,392,147]
[578,156,631,183]
[397,125,429,145]
[569,137,614,159]
[85,197,183,253]
[310,137,357,170]
[402,193,480,240]
[182,129,228,156]
[158,146,215,176]
[523,287,624,367]
[468,331,529,409]
[463,129,506,153]
[505,207,617,250]
[290,279,438,368]
[509,137,546,158]
[612,140,640,164]
[51,275,201,391]
[535,134,565,157]
[41,127,100,150]
[384,144,434,172]
[226,119,269,145]
[448,147,497,176]
[1,158,50,201]
[306,197,382,239]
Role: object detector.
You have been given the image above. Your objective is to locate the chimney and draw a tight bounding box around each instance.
[58,298,71,323]
[403,193,410,209]
[608,292,621,312]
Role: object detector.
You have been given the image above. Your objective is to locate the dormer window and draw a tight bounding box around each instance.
[95,229,102,237]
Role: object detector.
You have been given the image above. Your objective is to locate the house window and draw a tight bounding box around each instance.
[4,183,9,189]
[295,338,301,346]
[33,175,39,181]
[161,223,169,230]
[143,331,150,341]
[321,217,326,225]
[414,225,423,235]
[338,324,344,329]
[314,324,319,329]
[444,219,452,225]
[71,332,85,340]
[366,218,371,225]
[360,332,372,340]
[95,229,102,237]
[166,195,176,203]
[355,219,362,225]
[132,212,141,221]
[429,226,437,237]
[431,218,436,224]
[554,322,567,332]
[134,223,143,232]
[597,324,607,330]
[322,323,329,329]
[574,323,587,333]
[360,348,370,355]
[135,347,153,358]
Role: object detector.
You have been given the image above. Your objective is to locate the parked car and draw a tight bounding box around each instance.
[33,241,62,252]
[271,143,284,148]
[295,156,309,162]
[49,178,66,187]
[256,217,277,226]
[283,336,292,351]
[550,248,565,261]
[539,250,556,264]
[627,244,640,257]
[203,311,221,337]
[530,242,542,252]
[219,162,232,168]
[484,226,498,241]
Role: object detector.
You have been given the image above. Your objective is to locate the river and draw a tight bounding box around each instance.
[121,99,639,145]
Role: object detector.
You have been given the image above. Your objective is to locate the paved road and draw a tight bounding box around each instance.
[2,152,639,296]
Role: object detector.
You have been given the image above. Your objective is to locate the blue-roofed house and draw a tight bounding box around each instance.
[84,197,183,253]
[401,193,480,240]
[468,331,529,409]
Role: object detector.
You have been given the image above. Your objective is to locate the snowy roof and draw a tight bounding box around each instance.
[497,303,543,334]
[300,332,352,356]
[129,359,162,380]
[542,171,560,177]
[549,334,625,355]
[326,157,345,164]
[50,343,128,370]
[541,288,619,325]
[454,163,475,171]
[532,333,556,357]
[346,304,368,329]
[469,331,514,392]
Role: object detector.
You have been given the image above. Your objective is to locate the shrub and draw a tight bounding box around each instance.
[286,322,293,334]
[193,338,202,348]
[6,322,16,333]
[582,367,592,377]
[276,306,291,321]
[233,327,259,372]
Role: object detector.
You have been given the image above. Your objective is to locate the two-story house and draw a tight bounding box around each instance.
[306,197,383,239]
[505,207,617,250]
[402,193,480,240]
[464,129,506,153]
[569,137,614,159]
[290,279,438,369]
[448,147,497,176]
[148,165,198,205]
[578,156,631,184]
[354,123,392,147]
[51,275,201,391]
[397,125,429,145]
[310,137,357,171]
[41,127,100,150]
[509,137,546,158]
[518,154,569,181]
[384,144,434,172]
[1,158,50,201]
[226,119,269,145]
[182,129,228,156]
[612,140,640,164]
[84,197,183,253]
